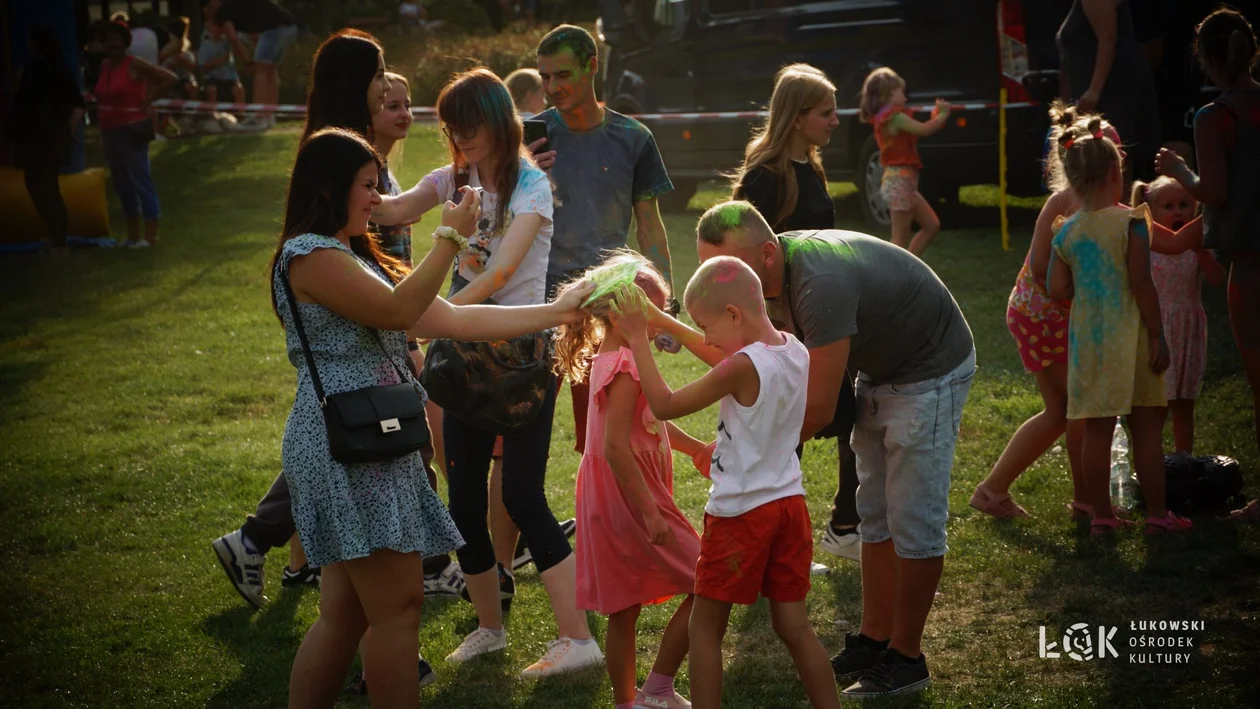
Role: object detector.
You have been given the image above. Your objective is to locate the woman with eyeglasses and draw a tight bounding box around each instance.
[374,68,605,678]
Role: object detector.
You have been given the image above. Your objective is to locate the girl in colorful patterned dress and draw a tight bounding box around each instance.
[552,252,705,709]
[1131,177,1225,453]
[858,67,950,256]
[1046,115,1192,536]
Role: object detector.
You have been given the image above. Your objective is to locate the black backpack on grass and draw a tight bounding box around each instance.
[1156,453,1247,514]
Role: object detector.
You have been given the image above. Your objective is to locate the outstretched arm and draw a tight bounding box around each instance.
[889,100,950,137]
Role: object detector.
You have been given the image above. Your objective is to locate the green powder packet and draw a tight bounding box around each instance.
[582,257,648,307]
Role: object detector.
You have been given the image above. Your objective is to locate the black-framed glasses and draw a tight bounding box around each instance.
[442,123,481,141]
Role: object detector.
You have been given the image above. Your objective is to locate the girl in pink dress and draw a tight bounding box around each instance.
[1132,177,1225,453]
[553,251,706,709]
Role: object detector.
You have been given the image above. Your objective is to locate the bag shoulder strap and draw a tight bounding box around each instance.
[275,249,411,407]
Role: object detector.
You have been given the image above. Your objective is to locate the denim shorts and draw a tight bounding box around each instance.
[254,24,298,65]
[852,350,975,559]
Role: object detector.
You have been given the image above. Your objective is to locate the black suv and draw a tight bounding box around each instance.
[598,0,1065,227]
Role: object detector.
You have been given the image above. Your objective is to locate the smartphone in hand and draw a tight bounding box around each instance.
[523,119,548,153]
[452,186,484,206]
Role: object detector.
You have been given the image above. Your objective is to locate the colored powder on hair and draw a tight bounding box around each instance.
[713,202,750,230]
[582,258,648,306]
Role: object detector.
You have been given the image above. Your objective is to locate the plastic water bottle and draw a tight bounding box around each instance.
[1110,420,1134,509]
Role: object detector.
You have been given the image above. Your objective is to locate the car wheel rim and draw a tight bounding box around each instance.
[865,153,889,225]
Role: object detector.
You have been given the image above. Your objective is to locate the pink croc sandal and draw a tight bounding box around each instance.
[1090,516,1133,536]
[970,485,1029,519]
[1145,512,1193,535]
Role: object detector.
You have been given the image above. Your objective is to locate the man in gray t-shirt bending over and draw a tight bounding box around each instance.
[663,201,974,699]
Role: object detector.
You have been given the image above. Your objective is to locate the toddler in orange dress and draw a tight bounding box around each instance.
[552,251,706,709]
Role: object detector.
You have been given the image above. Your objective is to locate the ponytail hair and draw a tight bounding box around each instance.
[1195,7,1258,86]
[1049,114,1122,199]
[1130,180,1150,207]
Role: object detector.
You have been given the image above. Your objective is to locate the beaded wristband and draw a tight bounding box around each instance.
[433,225,469,251]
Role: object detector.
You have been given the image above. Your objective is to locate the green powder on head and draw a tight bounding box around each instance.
[582,257,648,307]
[713,202,750,229]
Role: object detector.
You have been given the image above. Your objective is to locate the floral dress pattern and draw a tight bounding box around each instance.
[273,234,463,568]
[1151,250,1207,400]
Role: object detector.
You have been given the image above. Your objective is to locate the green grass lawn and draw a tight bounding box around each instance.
[1,126,1258,708]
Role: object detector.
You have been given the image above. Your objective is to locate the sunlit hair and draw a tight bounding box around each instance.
[1129,175,1182,209]
[857,67,905,124]
[437,67,531,234]
[268,128,408,322]
[300,29,384,144]
[730,64,834,229]
[1044,99,1122,196]
[1195,7,1258,86]
[377,71,410,167]
[684,256,766,319]
[696,200,775,247]
[537,24,598,68]
[505,68,543,107]
[551,250,670,384]
[1048,112,1122,201]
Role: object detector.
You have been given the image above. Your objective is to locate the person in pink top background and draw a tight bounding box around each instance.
[92,20,176,248]
[552,251,705,709]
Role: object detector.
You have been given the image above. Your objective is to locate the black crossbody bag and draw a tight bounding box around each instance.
[278,262,429,464]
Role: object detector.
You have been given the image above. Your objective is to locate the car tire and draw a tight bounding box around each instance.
[657,179,700,213]
[856,136,890,231]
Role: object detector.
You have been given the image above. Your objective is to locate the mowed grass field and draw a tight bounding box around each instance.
[1,125,1258,708]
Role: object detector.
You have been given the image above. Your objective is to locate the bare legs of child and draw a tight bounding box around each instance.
[1085,408,1190,534]
[972,362,1086,518]
[288,550,425,708]
[605,595,694,707]
[689,596,839,709]
[1164,399,1196,453]
[889,195,940,258]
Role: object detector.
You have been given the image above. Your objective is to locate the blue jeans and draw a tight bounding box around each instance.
[852,350,976,559]
[254,24,298,65]
[101,125,160,221]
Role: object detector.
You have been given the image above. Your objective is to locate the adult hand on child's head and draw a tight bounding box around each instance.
[552,279,596,323]
[1149,333,1170,374]
[441,187,481,237]
[693,440,716,479]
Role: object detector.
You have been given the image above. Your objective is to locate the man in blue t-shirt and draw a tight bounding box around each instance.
[533,24,677,451]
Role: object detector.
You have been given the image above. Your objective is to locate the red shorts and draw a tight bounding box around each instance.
[571,380,590,454]
[695,495,812,605]
[1007,305,1069,373]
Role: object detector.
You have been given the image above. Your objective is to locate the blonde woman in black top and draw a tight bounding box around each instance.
[731,64,862,565]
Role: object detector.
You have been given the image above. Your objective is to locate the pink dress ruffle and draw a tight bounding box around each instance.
[574,348,701,615]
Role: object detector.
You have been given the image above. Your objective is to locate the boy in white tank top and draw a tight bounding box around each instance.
[614,257,840,709]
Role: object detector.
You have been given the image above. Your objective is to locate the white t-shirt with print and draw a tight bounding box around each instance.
[422,158,553,306]
[706,334,810,517]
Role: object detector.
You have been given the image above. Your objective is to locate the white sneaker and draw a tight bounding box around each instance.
[211,529,266,609]
[819,526,861,561]
[520,637,604,678]
[445,627,507,663]
[810,562,830,576]
[128,239,151,249]
[424,561,465,597]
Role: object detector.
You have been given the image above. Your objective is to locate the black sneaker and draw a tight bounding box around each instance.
[831,633,886,681]
[841,649,931,699]
[343,656,437,695]
[459,562,515,613]
[281,564,321,588]
[510,519,577,571]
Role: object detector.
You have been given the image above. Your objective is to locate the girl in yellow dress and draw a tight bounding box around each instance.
[1046,115,1193,536]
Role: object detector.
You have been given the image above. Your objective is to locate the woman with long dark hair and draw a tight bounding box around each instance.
[375,68,604,677]
[8,25,84,252]
[300,29,389,143]
[92,20,176,248]
[277,128,591,706]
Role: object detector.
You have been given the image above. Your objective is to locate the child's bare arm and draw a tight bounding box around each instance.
[602,373,671,544]
[889,103,949,137]
[1047,251,1074,302]
[1149,216,1204,255]
[647,304,727,367]
[1128,221,1170,373]
[665,421,705,458]
[628,335,755,421]
[1030,190,1074,284]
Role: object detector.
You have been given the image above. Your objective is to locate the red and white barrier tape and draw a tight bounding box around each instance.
[82,93,1035,122]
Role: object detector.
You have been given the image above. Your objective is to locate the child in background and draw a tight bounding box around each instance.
[198,11,244,105]
[1131,177,1225,453]
[1047,115,1191,536]
[613,257,840,709]
[857,67,950,256]
[505,68,547,117]
[1156,8,1260,523]
[553,251,704,709]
